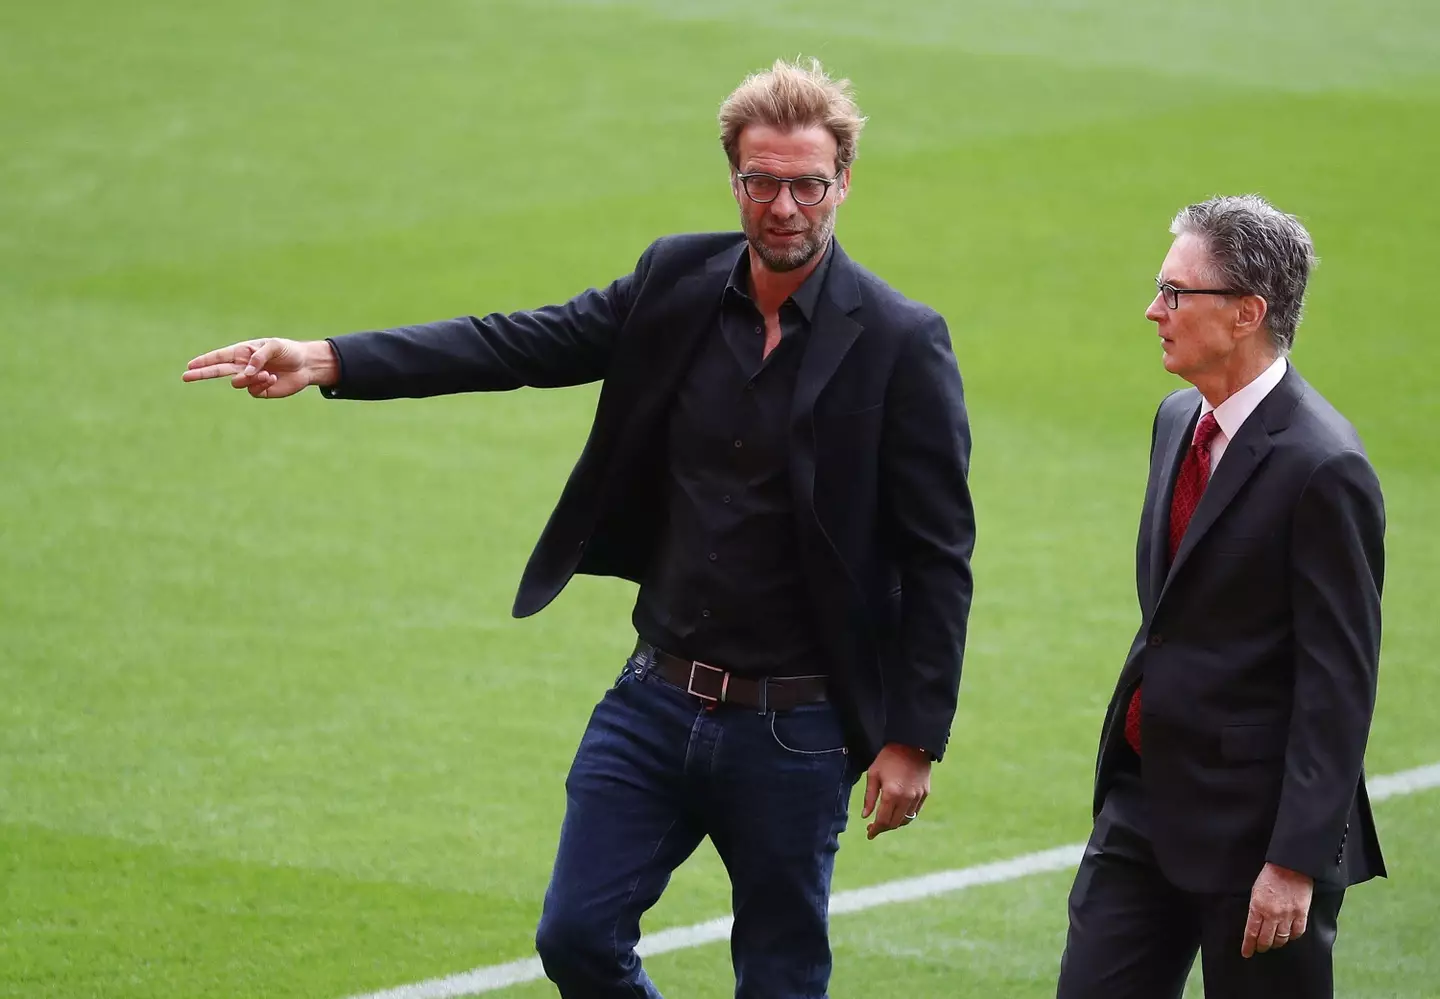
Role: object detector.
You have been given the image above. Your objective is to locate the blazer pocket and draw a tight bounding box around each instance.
[1208,532,1274,556]
[818,402,884,429]
[1220,723,1288,763]
[829,402,884,419]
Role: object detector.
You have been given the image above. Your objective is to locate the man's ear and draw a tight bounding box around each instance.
[1235,293,1269,340]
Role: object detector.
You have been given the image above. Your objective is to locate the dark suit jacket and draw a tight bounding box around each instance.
[1093,364,1386,894]
[324,233,976,767]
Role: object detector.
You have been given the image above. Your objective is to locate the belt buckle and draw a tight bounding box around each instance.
[686,661,729,704]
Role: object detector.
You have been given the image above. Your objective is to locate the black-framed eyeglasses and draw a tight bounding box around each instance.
[736,171,839,207]
[1155,277,1245,310]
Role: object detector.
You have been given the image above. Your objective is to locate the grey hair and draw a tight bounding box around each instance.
[1170,194,1318,354]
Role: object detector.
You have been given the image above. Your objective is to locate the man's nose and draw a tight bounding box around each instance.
[768,184,798,218]
[1145,293,1168,323]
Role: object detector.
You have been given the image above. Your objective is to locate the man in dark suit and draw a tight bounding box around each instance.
[1056,195,1386,999]
[183,59,974,998]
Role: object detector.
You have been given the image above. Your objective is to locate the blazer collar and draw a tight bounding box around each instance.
[681,236,865,422]
[721,237,839,323]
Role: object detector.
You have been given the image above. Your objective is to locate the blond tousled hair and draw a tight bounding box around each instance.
[718,58,866,173]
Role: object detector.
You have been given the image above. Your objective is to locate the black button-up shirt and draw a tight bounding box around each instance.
[632,245,833,677]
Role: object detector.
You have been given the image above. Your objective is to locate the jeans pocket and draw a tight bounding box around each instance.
[769,704,848,756]
[613,656,639,688]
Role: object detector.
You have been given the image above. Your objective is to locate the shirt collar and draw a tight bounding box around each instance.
[1200,353,1289,441]
[724,238,833,323]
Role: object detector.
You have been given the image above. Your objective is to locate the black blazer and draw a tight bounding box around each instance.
[1093,365,1386,893]
[325,233,976,767]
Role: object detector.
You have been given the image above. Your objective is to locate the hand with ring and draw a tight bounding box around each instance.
[862,743,932,840]
[1242,862,1313,957]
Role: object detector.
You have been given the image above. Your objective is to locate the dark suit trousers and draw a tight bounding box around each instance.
[1057,767,1344,999]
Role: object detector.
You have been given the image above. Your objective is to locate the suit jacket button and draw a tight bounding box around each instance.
[1149,634,1164,647]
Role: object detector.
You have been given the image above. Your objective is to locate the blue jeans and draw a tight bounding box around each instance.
[535,651,856,998]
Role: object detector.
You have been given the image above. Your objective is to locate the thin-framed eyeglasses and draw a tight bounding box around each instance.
[736,171,840,207]
[1156,277,1245,310]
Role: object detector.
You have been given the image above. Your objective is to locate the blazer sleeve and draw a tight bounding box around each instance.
[1266,448,1385,878]
[877,312,976,760]
[320,246,650,400]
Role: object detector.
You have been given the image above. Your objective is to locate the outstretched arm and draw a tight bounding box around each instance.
[183,252,648,399]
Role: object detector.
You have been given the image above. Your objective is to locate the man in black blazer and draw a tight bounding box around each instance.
[183,59,974,998]
[1056,195,1385,999]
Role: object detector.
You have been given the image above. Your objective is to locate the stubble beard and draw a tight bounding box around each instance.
[743,208,836,273]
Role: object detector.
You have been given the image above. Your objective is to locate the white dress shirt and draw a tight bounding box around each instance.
[1198,354,1289,470]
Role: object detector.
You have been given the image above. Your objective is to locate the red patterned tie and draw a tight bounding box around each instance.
[1124,412,1222,755]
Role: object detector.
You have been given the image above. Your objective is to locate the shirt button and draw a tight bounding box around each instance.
[722,495,732,504]
[1149,634,1164,647]
[754,325,762,335]
[708,552,718,562]
[734,440,743,448]
[702,609,712,618]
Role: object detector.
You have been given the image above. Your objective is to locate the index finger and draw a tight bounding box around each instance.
[861,769,880,819]
[185,342,257,373]
[869,784,908,838]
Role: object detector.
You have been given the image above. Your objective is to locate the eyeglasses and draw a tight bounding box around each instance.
[735,171,840,207]
[1155,277,1245,310]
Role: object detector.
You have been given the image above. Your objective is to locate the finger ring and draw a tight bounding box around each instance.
[904,812,918,820]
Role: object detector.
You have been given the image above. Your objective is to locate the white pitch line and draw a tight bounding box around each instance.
[345,760,1440,999]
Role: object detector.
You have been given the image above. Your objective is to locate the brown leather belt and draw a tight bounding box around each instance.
[634,640,828,711]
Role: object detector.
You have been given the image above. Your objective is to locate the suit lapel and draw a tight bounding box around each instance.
[1148,400,1199,610]
[1155,365,1305,608]
[791,241,864,427]
[595,243,737,495]
[1160,428,1271,595]
[790,242,864,519]
[614,244,737,412]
